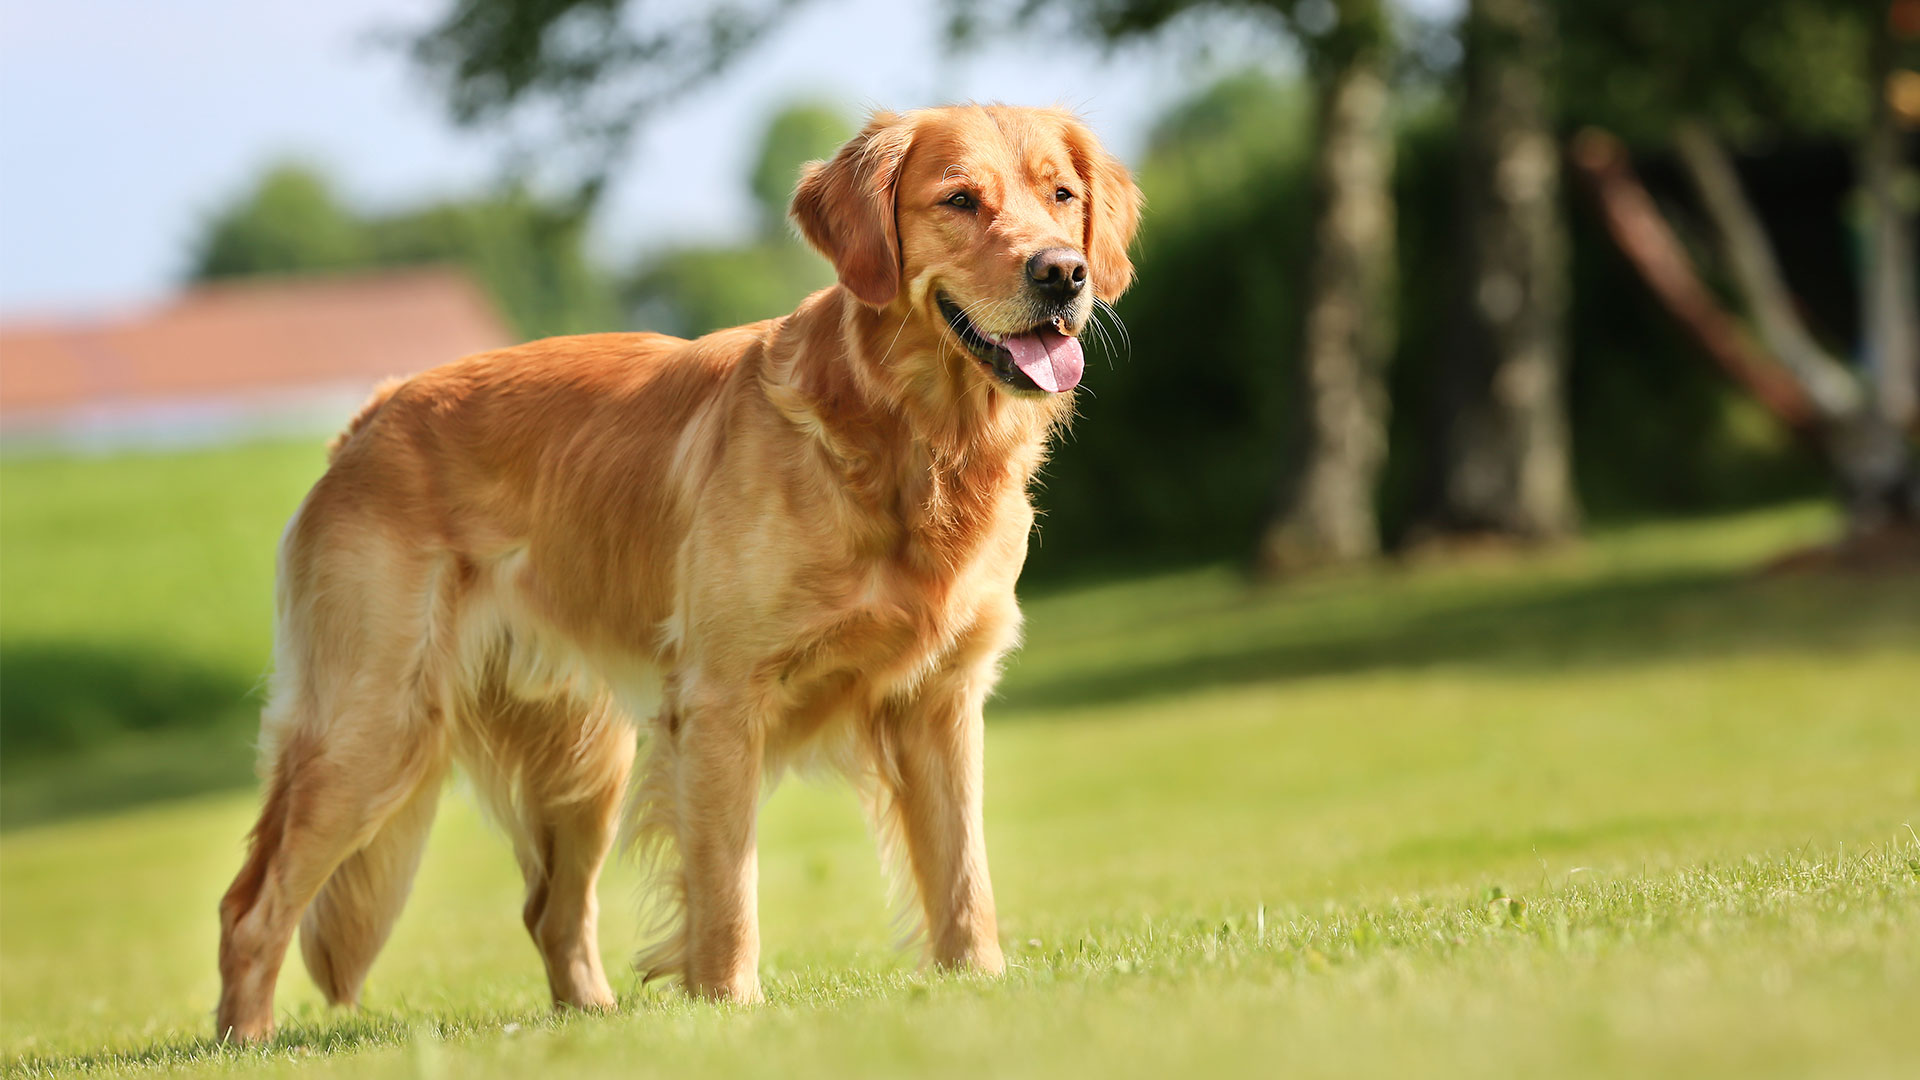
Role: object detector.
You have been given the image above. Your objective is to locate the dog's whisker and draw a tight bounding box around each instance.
[1086,309,1116,365]
[1095,298,1131,359]
[876,307,915,368]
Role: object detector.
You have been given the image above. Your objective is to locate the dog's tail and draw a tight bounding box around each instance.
[326,378,404,463]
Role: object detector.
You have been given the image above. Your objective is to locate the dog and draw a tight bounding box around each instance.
[214,103,1141,1042]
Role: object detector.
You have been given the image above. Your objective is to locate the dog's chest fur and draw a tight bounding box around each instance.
[767,449,1029,714]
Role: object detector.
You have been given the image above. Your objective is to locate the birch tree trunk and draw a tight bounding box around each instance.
[1258,9,1396,574]
[1431,0,1578,540]
[1847,4,1920,532]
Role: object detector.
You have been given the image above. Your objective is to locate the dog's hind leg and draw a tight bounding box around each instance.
[215,701,445,1043]
[463,690,634,1011]
[216,527,456,1043]
[297,757,446,1008]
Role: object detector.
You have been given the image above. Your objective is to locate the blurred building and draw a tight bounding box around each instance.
[0,267,511,453]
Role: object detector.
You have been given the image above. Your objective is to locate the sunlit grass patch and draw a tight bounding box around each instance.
[2,444,1917,1076]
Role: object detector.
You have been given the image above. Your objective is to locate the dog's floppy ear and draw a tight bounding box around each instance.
[1064,118,1144,303]
[791,111,916,308]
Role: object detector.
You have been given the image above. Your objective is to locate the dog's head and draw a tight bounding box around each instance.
[792,105,1142,399]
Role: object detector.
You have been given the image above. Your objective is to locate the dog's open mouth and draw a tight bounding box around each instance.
[937,294,1085,394]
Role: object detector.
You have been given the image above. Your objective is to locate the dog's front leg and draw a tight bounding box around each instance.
[676,689,767,1003]
[883,668,1006,974]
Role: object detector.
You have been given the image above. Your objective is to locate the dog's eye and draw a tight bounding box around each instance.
[1055,187,1076,203]
[945,192,976,211]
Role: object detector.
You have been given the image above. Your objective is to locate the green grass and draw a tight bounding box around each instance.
[2,445,1919,1077]
[0,443,321,822]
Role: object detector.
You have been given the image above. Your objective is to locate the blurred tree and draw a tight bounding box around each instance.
[191,165,371,280]
[625,243,836,339]
[1257,0,1398,575]
[404,0,826,335]
[1034,90,1834,573]
[623,102,850,337]
[1857,5,1920,468]
[992,0,1398,574]
[749,103,851,228]
[1422,0,1578,543]
[1564,0,1919,549]
[188,166,619,342]
[370,189,620,341]
[1552,0,1880,145]
[408,0,805,194]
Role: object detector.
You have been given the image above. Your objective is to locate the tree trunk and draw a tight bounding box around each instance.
[1673,69,1918,538]
[1846,2,1920,533]
[1428,0,1579,541]
[1258,29,1396,575]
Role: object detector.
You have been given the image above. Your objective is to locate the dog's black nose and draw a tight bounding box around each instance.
[1026,248,1088,302]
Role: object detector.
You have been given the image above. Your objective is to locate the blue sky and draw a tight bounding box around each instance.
[0,0,1458,318]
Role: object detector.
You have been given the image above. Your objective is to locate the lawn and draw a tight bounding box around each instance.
[2,444,1918,1078]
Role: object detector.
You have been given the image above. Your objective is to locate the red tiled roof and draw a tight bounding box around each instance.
[0,267,514,417]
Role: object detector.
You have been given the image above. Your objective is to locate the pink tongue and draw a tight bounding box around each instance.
[999,328,1084,393]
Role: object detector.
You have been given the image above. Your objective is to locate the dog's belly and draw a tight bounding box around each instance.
[471,524,1005,764]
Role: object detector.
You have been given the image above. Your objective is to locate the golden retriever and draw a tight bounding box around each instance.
[214,104,1141,1042]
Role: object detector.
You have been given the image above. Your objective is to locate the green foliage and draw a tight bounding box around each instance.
[1550,0,1880,145]
[627,242,835,338]
[999,0,1393,72]
[370,190,621,341]
[1032,70,1833,572]
[1376,96,1460,536]
[1032,73,1315,574]
[4,487,1919,1075]
[191,165,371,279]
[748,102,852,226]
[188,166,619,341]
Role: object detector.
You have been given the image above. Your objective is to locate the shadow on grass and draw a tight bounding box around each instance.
[7,558,1916,827]
[995,565,1920,715]
[0,641,259,755]
[0,642,261,830]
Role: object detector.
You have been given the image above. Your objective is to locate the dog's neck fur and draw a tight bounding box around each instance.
[763,286,1068,573]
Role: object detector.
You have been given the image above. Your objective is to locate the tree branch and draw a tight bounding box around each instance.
[1671,119,1865,419]
[407,0,804,198]
[1859,4,1919,429]
[1568,128,1821,432]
